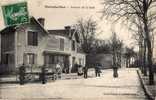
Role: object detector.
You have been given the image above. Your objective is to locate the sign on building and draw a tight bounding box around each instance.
[2,2,29,26]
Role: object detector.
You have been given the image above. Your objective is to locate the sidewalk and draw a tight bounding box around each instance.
[0,68,147,100]
[137,70,156,100]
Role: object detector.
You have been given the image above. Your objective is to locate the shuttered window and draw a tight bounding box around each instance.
[28,31,38,46]
[60,38,64,51]
[24,53,37,65]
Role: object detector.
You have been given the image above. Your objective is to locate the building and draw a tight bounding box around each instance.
[48,26,86,72]
[0,17,85,74]
[86,53,113,69]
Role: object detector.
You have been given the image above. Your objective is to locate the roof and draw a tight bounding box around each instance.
[0,25,16,34]
[31,16,49,35]
[48,29,80,43]
[0,17,49,35]
[48,29,69,37]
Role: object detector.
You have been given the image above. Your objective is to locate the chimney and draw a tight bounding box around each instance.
[64,26,71,30]
[64,26,71,37]
[38,17,45,27]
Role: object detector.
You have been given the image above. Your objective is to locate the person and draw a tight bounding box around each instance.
[19,64,26,85]
[41,66,46,84]
[77,65,83,76]
[56,62,62,79]
[112,62,119,78]
[83,66,88,79]
[95,64,101,77]
[63,66,69,74]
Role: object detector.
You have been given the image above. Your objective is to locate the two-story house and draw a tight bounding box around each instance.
[0,17,85,74]
[47,26,86,73]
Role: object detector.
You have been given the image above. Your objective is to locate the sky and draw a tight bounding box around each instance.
[0,0,134,47]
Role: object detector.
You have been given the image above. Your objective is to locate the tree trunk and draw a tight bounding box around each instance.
[147,39,154,85]
[144,18,154,85]
[143,40,147,76]
[139,44,144,73]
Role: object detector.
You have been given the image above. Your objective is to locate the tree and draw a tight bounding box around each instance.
[75,17,97,54]
[123,47,137,68]
[102,0,156,85]
[110,32,123,68]
[130,17,147,75]
[92,39,112,54]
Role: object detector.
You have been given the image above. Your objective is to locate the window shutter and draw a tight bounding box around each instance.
[28,31,33,45]
[60,38,64,50]
[33,32,38,46]
[34,54,37,65]
[23,53,28,65]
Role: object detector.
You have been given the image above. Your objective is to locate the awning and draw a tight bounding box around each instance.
[43,50,71,56]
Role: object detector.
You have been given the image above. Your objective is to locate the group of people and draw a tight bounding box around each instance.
[56,62,102,78]
[77,65,88,78]
[75,64,88,78]
[76,63,102,79]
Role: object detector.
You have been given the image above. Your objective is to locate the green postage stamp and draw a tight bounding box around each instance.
[2,2,29,26]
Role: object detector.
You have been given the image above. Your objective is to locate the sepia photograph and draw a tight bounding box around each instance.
[0,0,156,100]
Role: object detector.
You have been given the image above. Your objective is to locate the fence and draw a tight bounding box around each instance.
[18,65,62,85]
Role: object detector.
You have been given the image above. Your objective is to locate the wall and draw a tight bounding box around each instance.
[16,23,48,67]
[45,35,71,52]
[1,30,15,72]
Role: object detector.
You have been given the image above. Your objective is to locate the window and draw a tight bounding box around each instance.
[24,53,36,65]
[44,55,55,65]
[49,55,55,64]
[28,31,38,46]
[60,38,64,50]
[72,40,76,51]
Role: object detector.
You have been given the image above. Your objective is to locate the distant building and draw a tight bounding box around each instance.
[0,17,85,73]
[86,53,113,69]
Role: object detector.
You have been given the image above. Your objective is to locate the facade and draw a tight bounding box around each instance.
[0,17,85,73]
[47,27,86,72]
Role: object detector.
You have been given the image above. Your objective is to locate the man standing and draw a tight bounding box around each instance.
[95,64,101,77]
[112,62,119,78]
[56,62,62,79]
[78,65,83,76]
[83,66,88,79]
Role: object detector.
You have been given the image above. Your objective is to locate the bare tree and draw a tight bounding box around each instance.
[110,32,123,68]
[124,47,136,68]
[102,0,156,85]
[75,17,97,54]
[129,17,147,76]
[92,39,112,54]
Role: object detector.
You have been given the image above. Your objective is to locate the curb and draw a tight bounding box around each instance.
[137,70,155,100]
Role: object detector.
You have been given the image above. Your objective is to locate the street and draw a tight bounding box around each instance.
[0,68,147,100]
